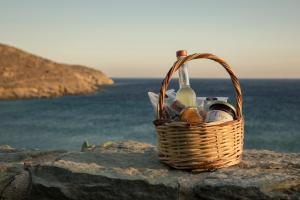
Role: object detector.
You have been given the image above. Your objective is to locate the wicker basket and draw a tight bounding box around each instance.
[154,53,244,172]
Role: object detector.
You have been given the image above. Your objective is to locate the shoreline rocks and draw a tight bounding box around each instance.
[0,43,113,100]
[0,142,299,199]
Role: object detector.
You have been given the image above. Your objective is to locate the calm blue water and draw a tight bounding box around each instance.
[0,78,299,152]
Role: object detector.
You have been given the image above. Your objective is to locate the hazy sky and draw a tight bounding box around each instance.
[0,0,299,78]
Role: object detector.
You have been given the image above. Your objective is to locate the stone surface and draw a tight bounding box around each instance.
[0,142,299,200]
[0,145,67,200]
[0,165,29,200]
[0,43,113,100]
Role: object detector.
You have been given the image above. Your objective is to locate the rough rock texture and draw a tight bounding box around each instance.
[0,165,30,200]
[0,43,113,100]
[0,142,299,200]
[0,145,67,200]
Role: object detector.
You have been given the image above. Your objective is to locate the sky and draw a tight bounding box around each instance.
[0,0,299,78]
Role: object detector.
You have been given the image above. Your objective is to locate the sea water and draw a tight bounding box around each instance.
[0,79,299,152]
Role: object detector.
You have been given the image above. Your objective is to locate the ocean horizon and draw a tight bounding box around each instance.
[0,78,299,152]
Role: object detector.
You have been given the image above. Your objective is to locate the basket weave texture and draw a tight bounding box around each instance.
[154,53,244,172]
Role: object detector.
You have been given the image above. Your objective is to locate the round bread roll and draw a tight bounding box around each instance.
[180,107,204,124]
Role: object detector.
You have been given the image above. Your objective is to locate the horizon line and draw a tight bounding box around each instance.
[111,77,300,80]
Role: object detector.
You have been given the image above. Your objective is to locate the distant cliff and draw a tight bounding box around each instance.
[0,43,113,99]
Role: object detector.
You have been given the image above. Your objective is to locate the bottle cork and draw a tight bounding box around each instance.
[176,50,187,58]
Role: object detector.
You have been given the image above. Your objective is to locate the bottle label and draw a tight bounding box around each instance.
[178,64,190,88]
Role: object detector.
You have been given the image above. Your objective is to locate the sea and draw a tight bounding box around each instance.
[0,78,299,152]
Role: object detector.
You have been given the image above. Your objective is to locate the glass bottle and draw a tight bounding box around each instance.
[175,50,197,107]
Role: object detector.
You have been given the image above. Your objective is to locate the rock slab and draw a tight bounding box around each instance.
[0,142,299,200]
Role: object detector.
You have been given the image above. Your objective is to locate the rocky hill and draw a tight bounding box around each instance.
[0,43,113,99]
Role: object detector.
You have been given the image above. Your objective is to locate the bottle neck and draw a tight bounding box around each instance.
[178,58,190,88]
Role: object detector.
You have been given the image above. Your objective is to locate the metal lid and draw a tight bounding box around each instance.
[176,50,187,57]
[209,101,237,117]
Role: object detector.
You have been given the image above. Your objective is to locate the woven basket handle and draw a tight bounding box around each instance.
[157,53,243,119]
